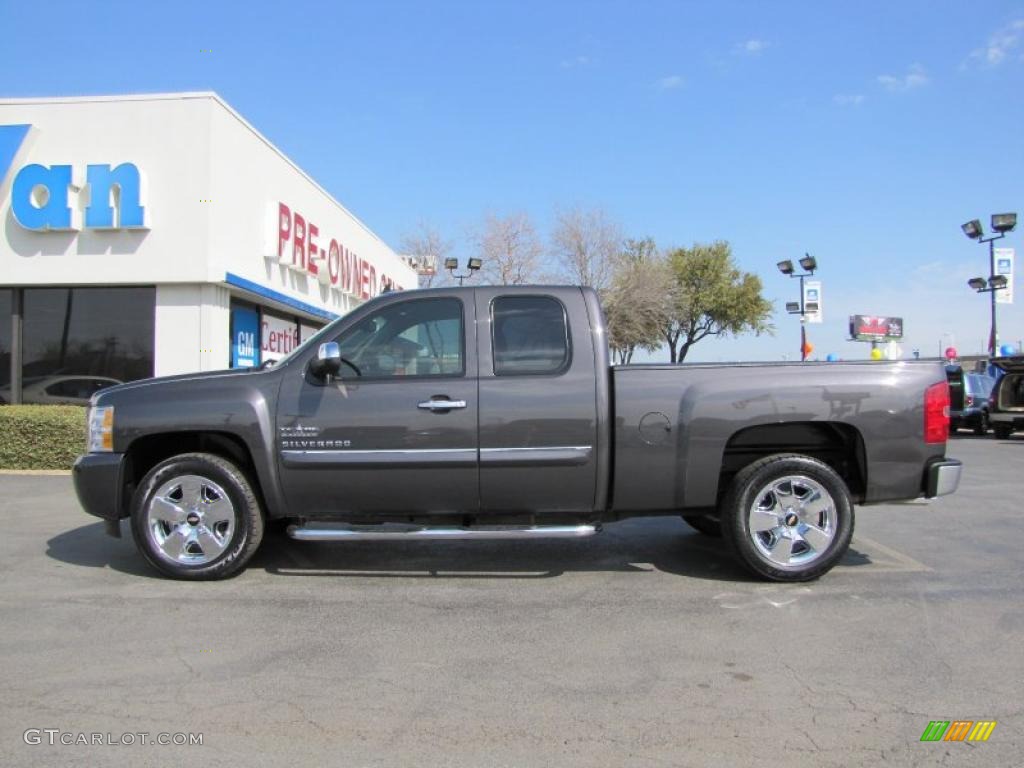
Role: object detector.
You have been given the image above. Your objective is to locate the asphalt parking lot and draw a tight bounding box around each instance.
[1,436,1021,767]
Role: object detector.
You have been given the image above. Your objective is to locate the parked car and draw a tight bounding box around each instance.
[73,286,961,583]
[0,375,122,406]
[988,356,1024,439]
[946,365,996,435]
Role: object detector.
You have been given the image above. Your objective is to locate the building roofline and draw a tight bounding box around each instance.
[0,91,399,256]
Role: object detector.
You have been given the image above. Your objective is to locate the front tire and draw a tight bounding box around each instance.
[130,452,264,580]
[720,454,854,582]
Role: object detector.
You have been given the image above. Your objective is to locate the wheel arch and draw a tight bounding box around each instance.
[121,431,269,519]
[717,422,867,505]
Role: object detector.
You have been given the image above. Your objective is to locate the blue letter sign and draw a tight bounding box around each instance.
[11,163,76,230]
[85,163,147,228]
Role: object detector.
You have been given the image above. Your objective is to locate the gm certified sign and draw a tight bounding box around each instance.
[0,124,148,231]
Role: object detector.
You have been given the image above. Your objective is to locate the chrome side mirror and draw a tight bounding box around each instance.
[311,341,342,378]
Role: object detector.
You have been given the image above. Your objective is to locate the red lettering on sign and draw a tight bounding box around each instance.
[307,223,320,275]
[362,264,374,303]
[277,203,291,258]
[328,239,340,284]
[292,214,306,269]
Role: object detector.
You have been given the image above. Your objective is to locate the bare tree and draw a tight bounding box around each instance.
[603,239,675,364]
[474,212,543,285]
[550,206,623,290]
[400,221,452,288]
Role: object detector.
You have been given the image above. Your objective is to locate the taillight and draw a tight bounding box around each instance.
[965,395,975,407]
[925,382,950,444]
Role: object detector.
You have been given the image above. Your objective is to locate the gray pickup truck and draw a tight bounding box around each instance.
[73,286,961,582]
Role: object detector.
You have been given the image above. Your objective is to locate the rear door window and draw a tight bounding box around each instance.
[491,296,571,376]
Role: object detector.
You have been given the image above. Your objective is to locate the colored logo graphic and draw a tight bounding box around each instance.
[920,720,996,742]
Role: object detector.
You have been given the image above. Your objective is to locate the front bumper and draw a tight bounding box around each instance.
[925,458,962,498]
[72,453,126,537]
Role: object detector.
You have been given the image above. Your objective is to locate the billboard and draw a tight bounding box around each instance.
[995,248,1014,305]
[803,280,822,323]
[850,315,903,341]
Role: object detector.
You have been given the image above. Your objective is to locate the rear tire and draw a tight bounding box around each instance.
[973,412,988,436]
[130,452,264,580]
[719,454,854,582]
[993,424,1013,440]
[681,513,722,537]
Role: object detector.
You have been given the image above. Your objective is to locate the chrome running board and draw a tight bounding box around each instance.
[286,523,600,542]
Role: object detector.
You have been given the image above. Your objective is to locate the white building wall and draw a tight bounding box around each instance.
[153,284,229,376]
[205,96,416,318]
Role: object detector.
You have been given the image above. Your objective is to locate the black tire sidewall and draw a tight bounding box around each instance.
[721,454,855,582]
[130,453,263,580]
[974,412,988,436]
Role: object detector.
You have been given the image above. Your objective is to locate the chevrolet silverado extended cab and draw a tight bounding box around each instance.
[73,286,961,582]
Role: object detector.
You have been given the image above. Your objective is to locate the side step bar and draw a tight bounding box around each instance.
[286,523,600,542]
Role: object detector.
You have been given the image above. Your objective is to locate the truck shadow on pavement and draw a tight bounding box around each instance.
[46,517,879,583]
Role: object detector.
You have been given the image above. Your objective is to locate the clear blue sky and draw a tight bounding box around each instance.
[3,0,1022,361]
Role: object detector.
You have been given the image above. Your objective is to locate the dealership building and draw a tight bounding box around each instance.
[0,92,416,402]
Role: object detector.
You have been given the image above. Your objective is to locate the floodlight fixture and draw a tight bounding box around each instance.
[991,212,1017,234]
[967,277,987,291]
[961,219,983,240]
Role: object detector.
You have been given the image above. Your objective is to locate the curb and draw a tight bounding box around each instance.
[0,469,73,476]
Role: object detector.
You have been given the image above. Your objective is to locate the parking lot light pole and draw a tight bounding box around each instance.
[445,257,483,287]
[777,254,818,361]
[962,213,1017,357]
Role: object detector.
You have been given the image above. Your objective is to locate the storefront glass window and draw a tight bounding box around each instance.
[19,287,155,402]
[261,311,300,365]
[0,290,10,389]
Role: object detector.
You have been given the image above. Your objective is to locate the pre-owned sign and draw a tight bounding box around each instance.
[275,202,403,300]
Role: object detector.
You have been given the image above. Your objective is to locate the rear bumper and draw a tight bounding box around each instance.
[925,458,962,498]
[72,453,126,536]
[990,413,1024,428]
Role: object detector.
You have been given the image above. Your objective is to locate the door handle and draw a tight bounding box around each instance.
[418,398,468,411]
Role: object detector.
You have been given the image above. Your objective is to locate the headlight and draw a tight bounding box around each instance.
[87,406,115,452]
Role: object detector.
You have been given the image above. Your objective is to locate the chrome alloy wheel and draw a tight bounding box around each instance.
[146,474,236,565]
[747,475,838,569]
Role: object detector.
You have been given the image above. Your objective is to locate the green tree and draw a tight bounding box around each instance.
[661,241,773,363]
[603,238,674,364]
